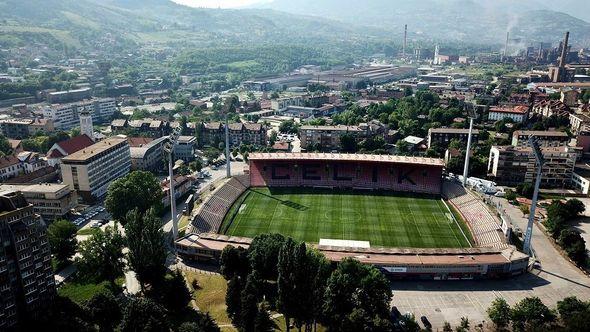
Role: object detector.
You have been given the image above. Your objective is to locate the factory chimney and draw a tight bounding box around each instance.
[403,24,407,57]
[503,31,510,60]
[559,31,570,68]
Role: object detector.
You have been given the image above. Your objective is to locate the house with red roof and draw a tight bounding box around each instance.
[46,134,95,167]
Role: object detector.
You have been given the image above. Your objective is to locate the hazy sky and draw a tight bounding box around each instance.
[172,0,269,8]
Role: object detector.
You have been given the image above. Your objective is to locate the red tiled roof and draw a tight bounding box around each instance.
[47,149,65,158]
[55,134,94,155]
[489,106,528,114]
[127,137,154,147]
[0,155,19,168]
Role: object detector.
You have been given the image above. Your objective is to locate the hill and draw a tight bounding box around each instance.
[257,0,590,46]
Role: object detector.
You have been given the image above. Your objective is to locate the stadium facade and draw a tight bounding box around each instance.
[176,153,529,280]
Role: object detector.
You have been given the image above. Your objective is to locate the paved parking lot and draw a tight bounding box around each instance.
[392,196,590,330]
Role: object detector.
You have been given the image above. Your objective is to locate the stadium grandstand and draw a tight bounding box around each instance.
[177,153,529,280]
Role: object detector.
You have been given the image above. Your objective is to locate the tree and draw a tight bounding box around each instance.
[85,291,121,332]
[179,313,220,332]
[455,317,470,332]
[565,199,586,217]
[510,297,555,331]
[487,298,511,330]
[279,120,299,134]
[254,301,277,332]
[120,297,169,332]
[226,275,244,327]
[76,225,125,283]
[125,208,168,291]
[505,190,517,201]
[516,183,534,198]
[0,134,12,156]
[248,233,286,280]
[277,238,299,331]
[442,321,453,332]
[220,246,250,280]
[557,296,590,332]
[323,258,392,332]
[404,86,413,97]
[240,271,264,331]
[340,133,357,153]
[558,229,588,266]
[189,159,203,173]
[154,270,192,312]
[105,171,163,222]
[47,219,78,267]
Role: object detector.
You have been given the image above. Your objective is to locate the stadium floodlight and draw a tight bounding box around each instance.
[225,112,231,178]
[523,135,544,255]
[462,108,477,186]
[164,126,182,241]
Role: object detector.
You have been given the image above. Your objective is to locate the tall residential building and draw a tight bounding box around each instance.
[43,98,117,131]
[0,191,55,329]
[511,130,569,147]
[79,110,94,141]
[174,136,197,162]
[488,145,577,188]
[427,128,480,149]
[61,137,131,202]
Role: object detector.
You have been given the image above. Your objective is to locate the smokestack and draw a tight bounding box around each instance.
[403,24,407,57]
[503,31,510,59]
[559,31,570,68]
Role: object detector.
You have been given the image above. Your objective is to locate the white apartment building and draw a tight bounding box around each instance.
[61,137,131,202]
[43,98,118,131]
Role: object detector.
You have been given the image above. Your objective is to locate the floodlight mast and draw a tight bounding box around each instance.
[164,127,181,240]
[523,136,544,255]
[462,109,477,186]
[225,112,231,178]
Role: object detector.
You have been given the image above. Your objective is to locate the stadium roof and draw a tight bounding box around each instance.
[248,152,445,167]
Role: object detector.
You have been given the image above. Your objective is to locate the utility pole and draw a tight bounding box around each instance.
[523,136,544,255]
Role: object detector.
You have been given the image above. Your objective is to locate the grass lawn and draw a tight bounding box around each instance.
[221,188,472,248]
[184,272,235,331]
[58,276,125,304]
[77,228,99,236]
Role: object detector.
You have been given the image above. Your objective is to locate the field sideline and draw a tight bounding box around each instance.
[221,187,472,248]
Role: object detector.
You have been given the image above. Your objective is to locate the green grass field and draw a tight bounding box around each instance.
[221,188,472,248]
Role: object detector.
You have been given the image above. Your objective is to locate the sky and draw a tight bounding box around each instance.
[172,0,270,8]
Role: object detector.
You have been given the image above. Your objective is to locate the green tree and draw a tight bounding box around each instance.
[254,301,277,332]
[516,183,534,199]
[565,199,586,217]
[125,208,167,291]
[248,233,286,280]
[279,120,299,134]
[277,238,299,331]
[240,271,264,331]
[340,133,357,153]
[220,246,250,280]
[47,219,78,267]
[85,291,121,332]
[557,296,590,332]
[505,190,517,201]
[322,258,392,332]
[120,297,169,332]
[404,86,413,97]
[510,297,555,332]
[442,321,453,332]
[0,134,12,156]
[487,298,511,330]
[455,317,470,332]
[178,313,220,332]
[76,225,125,283]
[226,275,244,327]
[558,229,588,266]
[105,171,163,222]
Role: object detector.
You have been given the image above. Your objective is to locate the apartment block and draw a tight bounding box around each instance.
[427,128,480,149]
[201,122,266,148]
[0,184,77,221]
[488,145,577,188]
[174,136,197,162]
[61,137,131,202]
[511,130,569,147]
[43,98,117,131]
[129,136,167,172]
[488,105,528,123]
[300,125,364,150]
[0,191,55,329]
[0,118,54,139]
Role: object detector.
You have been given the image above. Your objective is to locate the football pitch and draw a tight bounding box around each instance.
[220,187,473,248]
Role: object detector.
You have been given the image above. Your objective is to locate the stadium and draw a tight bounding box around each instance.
[176,153,529,280]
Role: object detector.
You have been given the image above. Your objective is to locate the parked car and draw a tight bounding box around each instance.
[420,316,431,329]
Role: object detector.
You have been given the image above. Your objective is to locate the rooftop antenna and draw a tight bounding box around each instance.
[523,135,544,255]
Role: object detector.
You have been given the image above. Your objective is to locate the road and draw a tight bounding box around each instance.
[391,195,590,330]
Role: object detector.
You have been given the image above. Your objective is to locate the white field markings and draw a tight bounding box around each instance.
[408,205,424,238]
[439,199,472,248]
